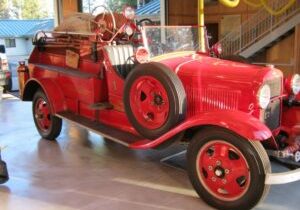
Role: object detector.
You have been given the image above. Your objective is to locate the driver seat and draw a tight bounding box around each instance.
[105,45,135,78]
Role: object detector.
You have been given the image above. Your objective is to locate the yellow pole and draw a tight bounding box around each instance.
[198,0,240,52]
[198,0,205,52]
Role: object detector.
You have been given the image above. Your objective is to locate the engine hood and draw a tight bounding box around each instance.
[152,52,279,86]
[151,52,283,114]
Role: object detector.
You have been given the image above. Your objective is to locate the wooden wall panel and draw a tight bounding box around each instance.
[295,24,300,74]
[167,0,198,25]
[266,33,295,76]
[62,0,79,18]
[167,0,258,40]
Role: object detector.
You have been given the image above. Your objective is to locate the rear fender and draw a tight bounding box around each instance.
[23,78,65,113]
[130,110,272,149]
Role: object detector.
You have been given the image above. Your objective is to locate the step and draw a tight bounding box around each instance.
[56,111,143,147]
[89,102,114,110]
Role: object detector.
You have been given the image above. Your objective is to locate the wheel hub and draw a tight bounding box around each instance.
[34,98,51,132]
[154,94,163,105]
[214,166,225,178]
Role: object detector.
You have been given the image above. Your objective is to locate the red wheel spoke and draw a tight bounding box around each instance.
[140,98,152,114]
[152,111,168,125]
[223,169,249,197]
[201,153,217,168]
[139,80,155,97]
[43,116,51,128]
[227,165,249,184]
[213,143,230,159]
[35,98,52,132]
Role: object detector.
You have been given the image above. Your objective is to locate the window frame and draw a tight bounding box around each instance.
[4,38,16,48]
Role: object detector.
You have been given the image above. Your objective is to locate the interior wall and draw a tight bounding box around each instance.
[61,0,79,19]
[294,24,300,74]
[167,0,198,25]
[167,0,258,38]
[265,33,295,76]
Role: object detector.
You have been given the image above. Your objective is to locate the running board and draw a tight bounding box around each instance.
[56,111,144,147]
[89,102,114,110]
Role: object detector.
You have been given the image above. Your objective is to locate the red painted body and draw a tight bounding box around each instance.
[18,15,300,153]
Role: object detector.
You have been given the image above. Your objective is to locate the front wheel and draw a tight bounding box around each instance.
[32,90,62,140]
[187,128,271,210]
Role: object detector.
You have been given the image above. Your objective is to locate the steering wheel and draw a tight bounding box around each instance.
[91,5,117,41]
[137,18,154,27]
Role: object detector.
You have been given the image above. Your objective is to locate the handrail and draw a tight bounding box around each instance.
[261,0,296,16]
[243,0,296,15]
[218,0,300,57]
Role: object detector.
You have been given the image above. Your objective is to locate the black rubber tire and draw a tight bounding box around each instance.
[124,62,186,139]
[222,55,250,64]
[187,127,271,210]
[32,89,62,140]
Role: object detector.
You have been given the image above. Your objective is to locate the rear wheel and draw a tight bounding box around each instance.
[187,128,271,210]
[32,90,62,140]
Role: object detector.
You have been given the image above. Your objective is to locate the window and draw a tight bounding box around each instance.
[81,0,137,13]
[5,38,16,48]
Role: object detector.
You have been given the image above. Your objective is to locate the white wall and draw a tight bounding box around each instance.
[0,37,33,57]
[26,39,34,55]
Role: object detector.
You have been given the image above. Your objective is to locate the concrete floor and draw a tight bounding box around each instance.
[0,94,300,210]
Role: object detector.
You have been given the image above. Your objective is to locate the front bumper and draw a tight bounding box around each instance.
[265,168,300,185]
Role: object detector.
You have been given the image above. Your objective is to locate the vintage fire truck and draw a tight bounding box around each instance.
[18,5,300,210]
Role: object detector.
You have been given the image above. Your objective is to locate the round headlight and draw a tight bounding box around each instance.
[291,74,300,95]
[257,84,271,109]
[135,47,150,63]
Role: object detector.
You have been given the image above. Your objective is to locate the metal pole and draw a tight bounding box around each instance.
[198,0,205,52]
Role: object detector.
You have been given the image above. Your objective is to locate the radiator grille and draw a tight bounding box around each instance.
[263,99,281,130]
[266,77,281,98]
[185,86,241,116]
[262,77,282,130]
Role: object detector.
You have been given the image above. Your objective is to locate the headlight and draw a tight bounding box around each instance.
[291,74,300,95]
[257,84,271,109]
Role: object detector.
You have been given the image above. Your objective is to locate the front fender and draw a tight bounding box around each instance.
[130,110,272,149]
[23,78,66,113]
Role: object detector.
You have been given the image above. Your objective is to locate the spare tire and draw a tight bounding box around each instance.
[124,62,186,139]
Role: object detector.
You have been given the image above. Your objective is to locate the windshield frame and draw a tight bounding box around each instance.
[140,25,209,59]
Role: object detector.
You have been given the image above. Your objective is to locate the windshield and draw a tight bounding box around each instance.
[141,26,207,58]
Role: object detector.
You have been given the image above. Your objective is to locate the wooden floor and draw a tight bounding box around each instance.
[0,94,299,210]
